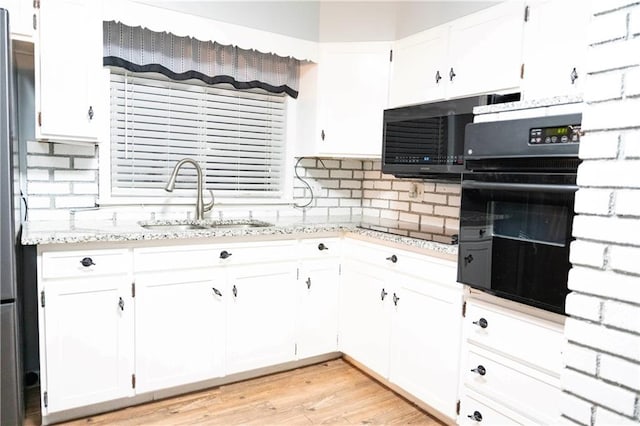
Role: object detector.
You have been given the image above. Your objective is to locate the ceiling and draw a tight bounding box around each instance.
[135,1,500,42]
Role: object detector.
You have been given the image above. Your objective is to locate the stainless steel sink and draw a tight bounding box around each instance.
[139,220,273,231]
[139,223,207,231]
[204,221,273,229]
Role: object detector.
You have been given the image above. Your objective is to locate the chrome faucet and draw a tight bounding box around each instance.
[164,158,214,220]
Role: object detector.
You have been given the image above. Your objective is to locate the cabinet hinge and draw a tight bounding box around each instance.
[524,5,530,22]
[296,268,299,281]
[32,13,37,30]
[34,0,40,9]
[131,282,135,298]
[520,63,525,79]
[131,374,136,389]
[336,334,339,347]
[462,301,467,318]
[389,49,393,62]
[43,391,48,408]
[294,343,298,356]
[339,264,342,276]
[456,399,460,415]
[40,290,45,308]
[37,112,42,127]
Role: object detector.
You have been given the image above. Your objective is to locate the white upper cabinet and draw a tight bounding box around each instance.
[0,0,33,40]
[35,0,103,143]
[296,42,391,158]
[388,1,525,108]
[520,0,590,100]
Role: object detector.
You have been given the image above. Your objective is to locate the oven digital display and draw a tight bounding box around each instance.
[529,124,580,145]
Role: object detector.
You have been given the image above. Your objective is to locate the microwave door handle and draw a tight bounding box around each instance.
[461,181,578,193]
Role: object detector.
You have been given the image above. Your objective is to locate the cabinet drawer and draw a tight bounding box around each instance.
[215,241,297,266]
[464,301,563,374]
[459,389,526,426]
[297,238,341,259]
[464,346,560,423]
[134,245,218,272]
[42,249,130,279]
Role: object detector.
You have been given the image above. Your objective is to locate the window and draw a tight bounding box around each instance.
[105,68,288,203]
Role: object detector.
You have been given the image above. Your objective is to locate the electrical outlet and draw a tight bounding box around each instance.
[408,183,424,199]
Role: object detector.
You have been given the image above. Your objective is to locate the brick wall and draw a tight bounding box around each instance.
[561,1,640,425]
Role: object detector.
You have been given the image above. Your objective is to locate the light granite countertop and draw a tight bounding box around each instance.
[21,216,459,257]
[474,94,583,115]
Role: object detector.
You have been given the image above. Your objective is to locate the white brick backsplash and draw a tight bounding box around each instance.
[339,198,360,207]
[307,169,329,179]
[565,317,640,361]
[563,343,598,375]
[569,267,640,304]
[380,210,399,220]
[53,143,96,157]
[27,182,70,195]
[595,407,639,426]
[327,189,352,199]
[363,180,375,189]
[71,183,98,195]
[73,157,99,170]
[599,353,640,391]
[321,160,340,168]
[422,193,447,205]
[434,205,459,218]
[389,201,409,211]
[586,38,640,74]
[421,216,444,233]
[362,207,381,217]
[364,190,398,201]
[315,198,340,207]
[327,207,351,217]
[391,181,412,191]
[566,292,602,321]
[27,141,50,154]
[330,169,352,179]
[27,155,70,169]
[351,190,362,198]
[624,66,640,97]
[353,171,364,179]
[364,170,381,179]
[448,195,461,207]
[602,299,640,333]
[53,170,96,182]
[578,132,620,160]
[573,216,640,245]
[560,392,594,425]
[591,0,640,15]
[423,182,436,192]
[399,212,419,223]
[317,179,339,189]
[444,218,459,235]
[296,158,316,168]
[340,180,361,189]
[569,240,607,268]
[340,159,362,170]
[609,245,640,274]
[435,183,461,194]
[371,199,389,209]
[589,10,627,45]
[623,133,640,158]
[26,169,49,181]
[582,99,640,130]
[410,203,434,215]
[561,368,637,416]
[584,70,623,102]
[28,209,70,221]
[373,180,392,190]
[26,196,51,209]
[55,196,96,209]
[574,188,612,215]
[615,189,640,216]
[362,161,373,170]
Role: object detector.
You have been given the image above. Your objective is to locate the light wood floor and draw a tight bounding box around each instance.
[25,359,444,425]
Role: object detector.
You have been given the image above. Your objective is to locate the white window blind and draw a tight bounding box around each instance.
[109,69,286,199]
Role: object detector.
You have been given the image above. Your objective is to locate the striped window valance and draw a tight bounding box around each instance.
[103,21,301,98]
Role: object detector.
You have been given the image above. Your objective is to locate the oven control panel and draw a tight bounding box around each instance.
[529,124,581,145]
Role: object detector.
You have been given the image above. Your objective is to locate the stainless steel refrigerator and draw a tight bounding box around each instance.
[1,7,24,426]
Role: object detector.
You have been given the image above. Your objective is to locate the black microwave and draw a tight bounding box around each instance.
[381,94,520,179]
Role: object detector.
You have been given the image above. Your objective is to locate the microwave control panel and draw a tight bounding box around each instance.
[529,124,581,145]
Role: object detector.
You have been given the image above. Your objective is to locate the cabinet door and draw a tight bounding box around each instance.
[134,269,225,393]
[226,262,297,374]
[447,1,524,98]
[42,276,132,413]
[389,273,463,419]
[315,42,391,157]
[296,259,340,359]
[388,26,449,108]
[339,259,392,378]
[521,0,589,100]
[35,0,102,142]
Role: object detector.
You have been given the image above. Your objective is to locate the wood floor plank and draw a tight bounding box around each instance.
[25,359,444,425]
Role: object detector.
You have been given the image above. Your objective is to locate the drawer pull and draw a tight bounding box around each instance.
[317,243,328,251]
[467,411,483,422]
[381,288,388,301]
[212,287,222,297]
[232,285,238,298]
[393,293,400,306]
[118,297,125,311]
[80,257,95,267]
[306,277,312,289]
[471,365,486,376]
[464,254,474,265]
[386,254,398,263]
[219,250,232,260]
[473,318,488,329]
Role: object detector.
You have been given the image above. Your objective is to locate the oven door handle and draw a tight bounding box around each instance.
[462,180,578,193]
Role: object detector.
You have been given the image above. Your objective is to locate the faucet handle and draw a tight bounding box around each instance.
[204,190,215,213]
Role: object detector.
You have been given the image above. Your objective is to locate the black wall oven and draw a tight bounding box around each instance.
[458,114,581,314]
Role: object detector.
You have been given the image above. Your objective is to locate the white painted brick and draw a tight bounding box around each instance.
[435,183,461,194]
[364,190,398,201]
[589,9,627,45]
[27,141,50,154]
[595,407,639,426]
[28,209,70,221]
[432,234,454,244]
[422,193,447,205]
[26,169,50,181]
[624,66,640,97]
[623,134,640,159]
[561,368,636,416]
[573,215,640,245]
[448,195,461,207]
[578,161,640,188]
[392,181,412,191]
[305,207,329,217]
[321,159,340,168]
[327,207,351,217]
[380,210,399,220]
[399,212,419,224]
[421,216,444,233]
[340,180,361,189]
[434,205,459,218]
[602,299,640,333]
[293,188,306,198]
[423,182,436,192]
[54,196,96,208]
[53,143,96,157]
[362,180,375,189]
[351,190,362,198]
[315,198,340,207]
[307,169,329,179]
[362,207,381,218]
[26,196,52,209]
[330,169,352,179]
[364,170,381,179]
[586,38,640,74]
[629,7,640,36]
[560,392,594,425]
[339,198,360,207]
[445,218,459,235]
[584,71,624,103]
[73,157,99,170]
[558,416,582,426]
[340,159,362,170]
[327,189,352,199]
[563,343,598,374]
[371,199,389,209]
[566,292,602,321]
[600,353,640,390]
[582,98,640,130]
[578,132,619,160]
[569,267,640,304]
[389,201,409,211]
[372,161,381,170]
[353,171,364,179]
[410,203,433,215]
[373,180,392,190]
[362,161,373,170]
[409,231,433,240]
[569,240,607,268]
[27,155,69,169]
[53,170,96,182]
[574,188,612,215]
[565,317,640,361]
[27,182,70,195]
[317,179,339,189]
[591,0,640,15]
[351,207,362,216]
[609,245,640,275]
[615,189,640,215]
[297,158,316,168]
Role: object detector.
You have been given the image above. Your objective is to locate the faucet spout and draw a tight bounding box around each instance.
[164,158,213,220]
